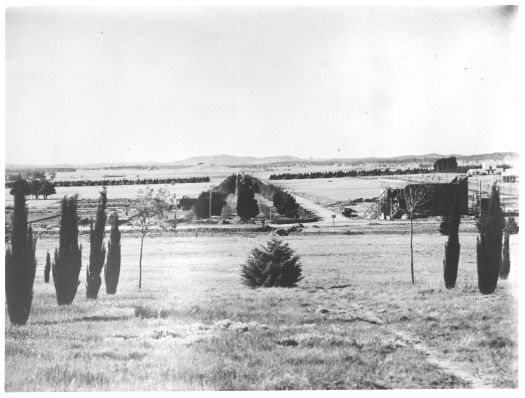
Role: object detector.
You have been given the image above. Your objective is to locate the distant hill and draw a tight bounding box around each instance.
[173,154,303,166]
[5,152,518,170]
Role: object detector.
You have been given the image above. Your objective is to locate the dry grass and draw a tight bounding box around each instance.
[4,227,518,390]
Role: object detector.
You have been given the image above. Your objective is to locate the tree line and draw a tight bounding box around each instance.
[5,183,122,325]
[8,176,210,188]
[7,178,56,199]
[268,165,485,180]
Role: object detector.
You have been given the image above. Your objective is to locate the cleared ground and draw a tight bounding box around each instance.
[5,229,518,390]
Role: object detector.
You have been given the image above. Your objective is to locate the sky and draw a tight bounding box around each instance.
[5,6,521,165]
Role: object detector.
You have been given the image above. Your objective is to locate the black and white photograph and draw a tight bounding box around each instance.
[3,1,522,391]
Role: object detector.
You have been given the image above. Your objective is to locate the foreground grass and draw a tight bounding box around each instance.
[5,227,518,390]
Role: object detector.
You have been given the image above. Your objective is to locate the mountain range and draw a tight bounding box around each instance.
[5,152,518,169]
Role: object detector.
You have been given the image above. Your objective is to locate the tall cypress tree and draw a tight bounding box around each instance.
[52,195,82,305]
[476,185,504,294]
[44,251,51,283]
[443,199,461,288]
[86,188,107,299]
[5,180,37,325]
[500,230,510,279]
[237,179,259,221]
[104,214,121,294]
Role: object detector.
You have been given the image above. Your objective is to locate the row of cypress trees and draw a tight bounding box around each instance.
[44,189,122,303]
[442,184,512,294]
[5,183,122,326]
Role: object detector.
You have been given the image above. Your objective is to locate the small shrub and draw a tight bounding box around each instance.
[505,216,519,234]
[240,236,303,287]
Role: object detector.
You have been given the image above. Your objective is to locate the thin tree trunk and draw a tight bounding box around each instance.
[139,234,144,289]
[410,216,414,284]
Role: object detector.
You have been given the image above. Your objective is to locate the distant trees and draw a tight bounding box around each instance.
[31,176,210,188]
[215,174,237,195]
[434,157,458,172]
[179,196,197,211]
[104,214,121,294]
[443,200,461,289]
[269,167,433,180]
[194,191,227,219]
[7,174,56,199]
[241,174,310,220]
[273,190,299,218]
[237,178,259,221]
[52,195,82,305]
[476,185,505,294]
[134,187,175,289]
[86,188,107,299]
[241,236,303,288]
[5,181,37,325]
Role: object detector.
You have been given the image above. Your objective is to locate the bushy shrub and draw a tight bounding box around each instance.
[52,195,82,305]
[86,188,107,299]
[240,236,303,287]
[5,182,37,325]
[505,217,519,235]
[476,185,504,294]
[500,231,510,279]
[104,214,121,294]
[443,201,461,288]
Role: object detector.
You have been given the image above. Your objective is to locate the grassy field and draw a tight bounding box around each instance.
[5,228,518,391]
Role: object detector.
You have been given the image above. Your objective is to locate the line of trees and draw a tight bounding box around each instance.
[434,157,458,172]
[435,184,513,294]
[242,175,304,219]
[268,165,483,180]
[5,182,124,325]
[7,177,56,199]
[20,176,210,188]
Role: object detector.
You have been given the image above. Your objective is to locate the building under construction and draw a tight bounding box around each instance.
[365,176,469,219]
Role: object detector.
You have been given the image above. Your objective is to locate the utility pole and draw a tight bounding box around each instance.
[479,179,482,216]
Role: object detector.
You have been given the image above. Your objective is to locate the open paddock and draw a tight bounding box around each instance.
[5,230,518,390]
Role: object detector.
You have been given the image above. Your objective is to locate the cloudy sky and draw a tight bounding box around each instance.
[5,6,520,165]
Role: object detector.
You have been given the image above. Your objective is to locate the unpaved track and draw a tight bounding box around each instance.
[353,306,495,388]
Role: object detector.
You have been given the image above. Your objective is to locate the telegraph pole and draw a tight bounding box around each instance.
[478,179,482,216]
